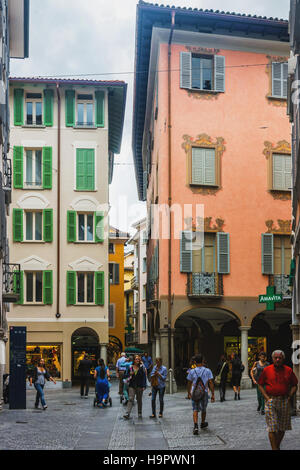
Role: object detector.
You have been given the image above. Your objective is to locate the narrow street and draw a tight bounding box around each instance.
[1,381,299,450]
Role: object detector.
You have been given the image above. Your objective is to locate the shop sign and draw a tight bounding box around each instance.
[259,285,282,311]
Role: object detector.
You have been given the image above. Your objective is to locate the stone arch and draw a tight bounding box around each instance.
[71,327,100,382]
[172,304,241,328]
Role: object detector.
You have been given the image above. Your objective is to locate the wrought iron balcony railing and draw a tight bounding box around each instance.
[125,332,139,345]
[131,276,138,290]
[269,274,292,298]
[3,263,21,302]
[147,280,158,304]
[187,272,223,297]
[2,157,11,191]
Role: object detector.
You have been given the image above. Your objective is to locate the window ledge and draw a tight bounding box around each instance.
[22,125,47,129]
[187,88,220,94]
[190,183,219,188]
[74,189,97,192]
[270,188,291,192]
[267,95,287,101]
[73,125,98,130]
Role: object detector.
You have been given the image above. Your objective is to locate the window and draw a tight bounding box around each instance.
[180,52,225,92]
[25,271,43,303]
[76,148,95,190]
[274,236,291,275]
[77,94,94,126]
[272,153,291,191]
[25,93,42,125]
[109,304,115,328]
[109,263,119,285]
[143,284,147,300]
[192,233,216,273]
[191,147,216,186]
[26,345,61,379]
[142,313,147,332]
[78,213,94,242]
[143,257,147,273]
[109,243,115,254]
[77,272,94,303]
[272,62,288,99]
[25,149,42,187]
[25,211,43,241]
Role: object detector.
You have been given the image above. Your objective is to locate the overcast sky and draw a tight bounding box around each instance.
[10,0,290,233]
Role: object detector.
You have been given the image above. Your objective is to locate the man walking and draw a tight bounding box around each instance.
[116,352,127,397]
[258,350,298,450]
[141,352,153,381]
[187,354,215,435]
[78,353,93,398]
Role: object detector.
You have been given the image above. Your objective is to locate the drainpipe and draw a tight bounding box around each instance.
[168,10,175,371]
[56,83,61,318]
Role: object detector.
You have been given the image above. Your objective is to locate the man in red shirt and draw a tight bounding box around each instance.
[258,350,298,450]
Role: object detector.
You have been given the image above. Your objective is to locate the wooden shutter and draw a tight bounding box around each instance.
[204,149,216,185]
[13,146,23,189]
[217,232,230,274]
[65,90,75,127]
[95,90,104,127]
[43,89,54,126]
[262,233,274,275]
[86,149,95,190]
[76,149,95,190]
[180,231,193,272]
[192,148,215,185]
[273,153,284,189]
[95,271,104,305]
[43,270,53,304]
[272,62,288,98]
[43,146,52,189]
[282,63,288,98]
[67,210,76,242]
[214,56,225,92]
[284,154,292,190]
[180,52,192,89]
[14,88,24,126]
[43,209,53,242]
[14,270,24,304]
[13,208,23,242]
[95,211,104,242]
[66,271,76,305]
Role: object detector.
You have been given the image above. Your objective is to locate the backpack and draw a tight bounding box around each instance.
[191,368,206,402]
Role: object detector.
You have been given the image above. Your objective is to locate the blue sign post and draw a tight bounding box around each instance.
[9,326,27,409]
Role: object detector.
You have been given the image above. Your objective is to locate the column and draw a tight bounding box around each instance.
[239,326,252,389]
[0,336,5,410]
[100,343,108,365]
[155,334,161,358]
[170,329,177,393]
[159,328,169,369]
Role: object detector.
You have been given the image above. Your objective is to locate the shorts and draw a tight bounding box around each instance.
[265,396,292,433]
[192,392,209,412]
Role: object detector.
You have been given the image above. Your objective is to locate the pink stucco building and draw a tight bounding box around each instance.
[133,2,292,389]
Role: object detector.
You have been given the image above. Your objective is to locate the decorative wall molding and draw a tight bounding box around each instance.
[70,195,103,212]
[263,140,291,160]
[263,140,291,200]
[17,193,50,210]
[19,255,52,271]
[185,46,220,55]
[265,55,288,106]
[183,216,225,232]
[265,219,291,234]
[68,256,103,272]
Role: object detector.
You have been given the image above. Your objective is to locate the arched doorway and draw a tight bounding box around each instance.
[107,335,123,365]
[71,327,100,382]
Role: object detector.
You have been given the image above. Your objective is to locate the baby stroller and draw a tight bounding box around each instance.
[93,379,112,408]
[3,374,9,404]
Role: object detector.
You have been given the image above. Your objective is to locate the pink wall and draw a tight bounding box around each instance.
[151,42,290,298]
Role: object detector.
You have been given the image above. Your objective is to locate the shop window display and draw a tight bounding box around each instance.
[224,336,267,382]
[26,345,61,379]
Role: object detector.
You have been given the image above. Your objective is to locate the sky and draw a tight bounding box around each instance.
[10,0,290,234]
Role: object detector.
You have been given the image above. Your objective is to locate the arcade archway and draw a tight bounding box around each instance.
[71,327,100,382]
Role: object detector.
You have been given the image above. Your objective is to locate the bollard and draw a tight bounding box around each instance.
[169,368,173,394]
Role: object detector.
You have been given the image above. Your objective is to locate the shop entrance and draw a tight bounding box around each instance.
[71,328,100,383]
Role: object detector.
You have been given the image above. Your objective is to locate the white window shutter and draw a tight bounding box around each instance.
[284,154,292,190]
[180,52,192,89]
[204,149,216,185]
[272,62,284,98]
[273,153,284,189]
[217,232,230,274]
[262,233,274,275]
[214,55,225,92]
[282,63,288,98]
[192,147,204,184]
[180,231,193,272]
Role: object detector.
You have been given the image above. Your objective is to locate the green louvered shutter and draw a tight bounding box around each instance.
[95,90,104,127]
[43,209,53,242]
[43,89,54,126]
[67,210,76,242]
[13,146,23,189]
[217,232,230,274]
[43,146,52,189]
[76,149,95,190]
[76,149,85,190]
[14,89,24,126]
[13,208,23,242]
[43,270,53,304]
[95,211,104,242]
[180,52,192,89]
[14,270,24,305]
[65,90,75,127]
[214,56,225,92]
[67,271,76,305]
[95,271,104,305]
[262,233,274,275]
[180,231,193,273]
[86,149,95,190]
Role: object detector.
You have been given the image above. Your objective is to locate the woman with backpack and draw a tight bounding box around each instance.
[230,353,245,400]
[250,351,269,415]
[94,358,110,407]
[29,358,56,410]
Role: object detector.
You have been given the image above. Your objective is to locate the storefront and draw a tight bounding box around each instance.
[26,344,62,379]
[224,336,267,370]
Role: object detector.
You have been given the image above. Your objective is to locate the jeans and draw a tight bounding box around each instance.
[80,376,90,396]
[118,371,125,395]
[256,385,265,411]
[127,387,144,415]
[219,380,226,401]
[151,387,165,415]
[34,383,46,408]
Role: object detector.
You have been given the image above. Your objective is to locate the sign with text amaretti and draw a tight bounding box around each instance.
[259,285,282,311]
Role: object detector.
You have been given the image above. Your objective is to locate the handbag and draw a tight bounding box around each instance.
[214,362,226,386]
[150,367,159,387]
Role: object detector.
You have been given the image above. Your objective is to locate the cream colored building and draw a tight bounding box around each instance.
[6,77,127,387]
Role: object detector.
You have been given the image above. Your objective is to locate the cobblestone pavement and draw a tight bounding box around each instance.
[0,381,300,450]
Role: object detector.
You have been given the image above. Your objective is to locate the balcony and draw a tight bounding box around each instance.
[187,272,223,298]
[147,280,158,304]
[131,276,138,290]
[3,263,21,303]
[125,332,139,345]
[2,158,11,191]
[269,274,292,298]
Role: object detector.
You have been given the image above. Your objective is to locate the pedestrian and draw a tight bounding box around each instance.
[187,354,215,435]
[123,355,134,405]
[78,353,93,398]
[185,356,196,399]
[29,358,56,410]
[231,353,244,400]
[257,350,298,450]
[123,355,147,419]
[250,351,270,415]
[116,352,127,398]
[94,358,110,408]
[215,354,229,402]
[141,352,153,382]
[149,357,167,419]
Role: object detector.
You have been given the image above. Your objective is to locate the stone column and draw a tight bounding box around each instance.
[159,328,169,369]
[100,343,108,365]
[239,326,252,389]
[170,329,177,393]
[155,334,161,358]
[0,336,5,411]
